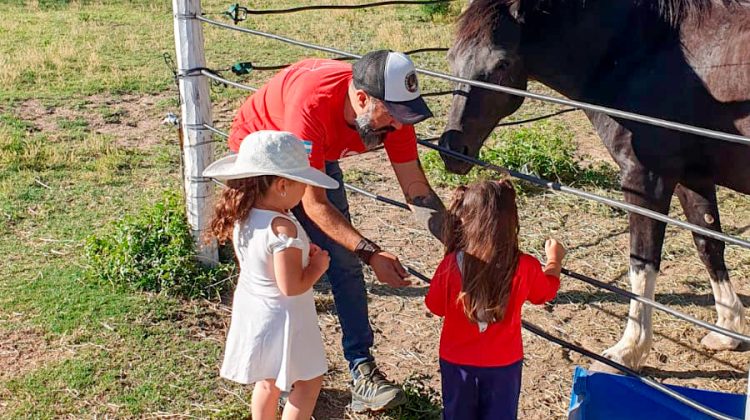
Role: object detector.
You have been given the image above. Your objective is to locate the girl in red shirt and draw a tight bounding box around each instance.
[425,180,566,420]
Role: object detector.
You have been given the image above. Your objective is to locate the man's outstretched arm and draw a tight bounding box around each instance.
[301,185,411,287]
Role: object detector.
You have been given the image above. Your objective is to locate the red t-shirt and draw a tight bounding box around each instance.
[228,58,419,169]
[425,252,560,367]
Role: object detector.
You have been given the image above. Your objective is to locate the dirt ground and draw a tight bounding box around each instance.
[6,95,749,419]
[0,313,74,384]
[2,94,173,149]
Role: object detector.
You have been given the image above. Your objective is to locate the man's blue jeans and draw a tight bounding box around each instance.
[291,161,374,374]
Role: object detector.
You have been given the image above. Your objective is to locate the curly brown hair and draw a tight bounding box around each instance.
[442,179,520,324]
[208,176,277,244]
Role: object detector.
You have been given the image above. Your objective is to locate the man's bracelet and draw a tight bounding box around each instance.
[354,238,382,265]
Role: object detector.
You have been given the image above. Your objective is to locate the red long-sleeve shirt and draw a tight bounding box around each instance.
[425,252,560,367]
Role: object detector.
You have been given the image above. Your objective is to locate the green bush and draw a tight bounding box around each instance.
[85,191,234,299]
[422,123,619,191]
[420,1,451,19]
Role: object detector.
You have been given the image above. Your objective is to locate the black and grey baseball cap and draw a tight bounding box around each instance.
[352,50,433,125]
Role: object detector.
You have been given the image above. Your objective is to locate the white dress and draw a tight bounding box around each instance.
[220,208,327,391]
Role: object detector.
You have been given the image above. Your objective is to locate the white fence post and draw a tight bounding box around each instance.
[172,0,218,266]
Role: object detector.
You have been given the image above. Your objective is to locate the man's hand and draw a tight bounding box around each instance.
[369,251,411,287]
[392,160,447,244]
[408,194,446,243]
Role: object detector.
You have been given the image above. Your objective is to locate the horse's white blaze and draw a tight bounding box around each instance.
[603,264,657,369]
[701,270,745,350]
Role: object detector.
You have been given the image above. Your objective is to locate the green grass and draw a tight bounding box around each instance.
[0,2,174,100]
[1,264,247,417]
[421,123,620,191]
[0,66,247,415]
[0,107,249,415]
[0,0,456,102]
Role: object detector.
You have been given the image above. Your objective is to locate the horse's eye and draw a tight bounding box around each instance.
[496,61,510,72]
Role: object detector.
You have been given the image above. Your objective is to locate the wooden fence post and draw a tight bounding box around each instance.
[172,0,218,266]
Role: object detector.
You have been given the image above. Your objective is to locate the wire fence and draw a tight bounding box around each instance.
[221,47,449,74]
[202,122,750,345]
[337,178,742,420]
[197,15,750,148]
[192,70,750,252]
[195,66,578,129]
[223,0,452,22]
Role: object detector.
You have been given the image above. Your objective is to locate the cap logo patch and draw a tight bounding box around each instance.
[405,71,418,93]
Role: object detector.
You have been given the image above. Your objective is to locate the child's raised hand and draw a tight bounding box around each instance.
[545,238,566,265]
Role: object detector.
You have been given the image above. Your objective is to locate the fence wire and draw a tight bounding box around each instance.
[191,68,750,252]
[225,0,452,18]
[201,122,750,345]
[341,182,740,420]
[196,15,750,148]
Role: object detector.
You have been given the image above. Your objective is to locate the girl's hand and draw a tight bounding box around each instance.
[545,239,566,265]
[307,244,330,279]
[309,243,322,258]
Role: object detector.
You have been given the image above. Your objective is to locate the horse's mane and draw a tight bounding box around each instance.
[455,0,743,47]
[455,0,512,48]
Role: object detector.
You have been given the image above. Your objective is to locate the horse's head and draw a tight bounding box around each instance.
[440,0,529,174]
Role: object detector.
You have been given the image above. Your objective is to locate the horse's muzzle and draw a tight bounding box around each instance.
[439,130,475,175]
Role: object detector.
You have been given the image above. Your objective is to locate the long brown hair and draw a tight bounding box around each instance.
[442,179,520,324]
[209,175,277,244]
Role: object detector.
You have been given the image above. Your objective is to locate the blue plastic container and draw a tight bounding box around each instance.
[568,366,746,419]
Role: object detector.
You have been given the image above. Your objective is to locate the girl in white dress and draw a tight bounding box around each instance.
[203,131,339,420]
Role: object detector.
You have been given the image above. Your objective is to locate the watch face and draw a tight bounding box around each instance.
[355,239,381,264]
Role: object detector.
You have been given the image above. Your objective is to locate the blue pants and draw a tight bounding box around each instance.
[439,359,523,420]
[292,161,374,373]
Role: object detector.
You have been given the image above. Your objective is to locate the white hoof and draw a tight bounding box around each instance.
[598,343,644,371]
[701,331,741,351]
[589,360,625,374]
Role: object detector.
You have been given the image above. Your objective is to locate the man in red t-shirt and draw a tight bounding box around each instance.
[228,50,445,412]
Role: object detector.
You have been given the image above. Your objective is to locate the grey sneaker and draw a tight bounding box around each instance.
[350,362,407,413]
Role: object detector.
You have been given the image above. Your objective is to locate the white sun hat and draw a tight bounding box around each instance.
[202,131,339,189]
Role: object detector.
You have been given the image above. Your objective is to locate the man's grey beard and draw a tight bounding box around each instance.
[355,108,389,149]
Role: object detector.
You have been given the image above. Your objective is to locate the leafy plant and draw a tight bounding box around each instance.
[85,191,234,299]
[422,123,619,192]
[387,374,443,419]
[420,1,451,19]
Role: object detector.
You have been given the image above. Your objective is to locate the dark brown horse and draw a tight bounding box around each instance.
[440,0,749,370]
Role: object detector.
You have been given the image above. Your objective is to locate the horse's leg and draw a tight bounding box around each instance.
[676,183,745,350]
[593,173,676,372]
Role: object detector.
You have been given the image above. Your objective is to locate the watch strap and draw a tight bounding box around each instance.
[354,238,382,265]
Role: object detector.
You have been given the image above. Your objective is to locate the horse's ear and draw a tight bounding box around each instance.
[508,1,525,23]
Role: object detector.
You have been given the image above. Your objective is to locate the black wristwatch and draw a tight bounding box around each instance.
[354,238,382,265]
